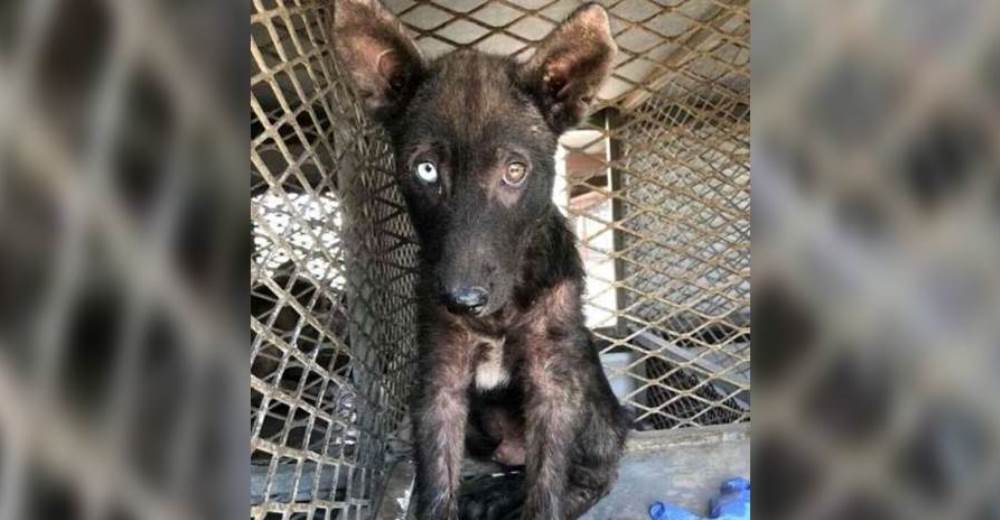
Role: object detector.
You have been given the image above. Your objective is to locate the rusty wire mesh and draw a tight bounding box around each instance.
[0,1,246,519]
[251,1,419,518]
[250,0,749,517]
[754,1,1000,519]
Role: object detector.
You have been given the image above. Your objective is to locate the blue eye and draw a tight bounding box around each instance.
[415,161,438,183]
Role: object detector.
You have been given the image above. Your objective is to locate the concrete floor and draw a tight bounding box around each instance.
[582,424,750,520]
[377,423,750,519]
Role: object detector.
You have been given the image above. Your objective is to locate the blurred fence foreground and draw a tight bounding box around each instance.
[0,1,247,520]
[754,1,1000,519]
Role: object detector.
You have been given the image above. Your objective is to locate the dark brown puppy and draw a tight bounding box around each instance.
[333,2,629,518]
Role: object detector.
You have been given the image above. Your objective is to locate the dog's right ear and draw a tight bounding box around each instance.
[332,0,425,122]
[518,3,616,134]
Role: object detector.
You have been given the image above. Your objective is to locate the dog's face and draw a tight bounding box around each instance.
[334,0,616,316]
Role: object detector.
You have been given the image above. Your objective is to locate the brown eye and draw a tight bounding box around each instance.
[503,162,528,186]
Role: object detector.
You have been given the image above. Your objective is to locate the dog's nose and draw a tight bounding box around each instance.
[443,286,489,315]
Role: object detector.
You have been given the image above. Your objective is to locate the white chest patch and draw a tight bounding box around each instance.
[474,337,508,390]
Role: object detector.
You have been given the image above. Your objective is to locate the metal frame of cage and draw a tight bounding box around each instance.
[250,0,749,517]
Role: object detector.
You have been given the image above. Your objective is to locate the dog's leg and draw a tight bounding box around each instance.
[413,326,474,519]
[521,347,582,519]
[563,467,617,518]
[563,436,624,518]
[563,370,630,518]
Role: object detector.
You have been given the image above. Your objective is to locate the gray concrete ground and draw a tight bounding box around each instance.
[377,423,750,519]
[582,424,750,519]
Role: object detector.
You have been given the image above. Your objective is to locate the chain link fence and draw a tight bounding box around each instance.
[251,0,749,517]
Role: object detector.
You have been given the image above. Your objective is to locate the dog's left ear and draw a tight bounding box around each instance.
[519,3,617,133]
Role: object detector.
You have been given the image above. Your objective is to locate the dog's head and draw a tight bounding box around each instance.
[334,0,616,316]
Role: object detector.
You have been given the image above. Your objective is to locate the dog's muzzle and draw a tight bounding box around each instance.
[442,286,489,316]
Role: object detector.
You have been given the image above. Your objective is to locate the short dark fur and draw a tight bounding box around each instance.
[333,2,629,518]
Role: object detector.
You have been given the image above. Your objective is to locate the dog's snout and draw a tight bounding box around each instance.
[442,286,489,315]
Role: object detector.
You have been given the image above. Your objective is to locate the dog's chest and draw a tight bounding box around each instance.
[473,336,509,390]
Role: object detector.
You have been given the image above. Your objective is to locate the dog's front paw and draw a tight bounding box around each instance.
[458,473,525,520]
